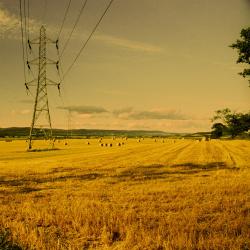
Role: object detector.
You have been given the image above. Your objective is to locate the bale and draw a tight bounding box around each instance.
[117,143,121,146]
[109,143,112,147]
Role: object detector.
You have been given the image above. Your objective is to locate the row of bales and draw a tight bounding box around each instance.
[99,142,125,147]
[85,137,126,147]
[10,136,213,148]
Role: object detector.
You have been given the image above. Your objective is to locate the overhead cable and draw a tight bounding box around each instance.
[57,0,72,39]
[60,0,88,58]
[19,0,27,83]
[63,0,115,79]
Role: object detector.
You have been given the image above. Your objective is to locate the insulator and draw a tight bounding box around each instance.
[27,61,31,70]
[25,83,29,95]
[56,39,59,50]
[56,61,59,71]
[28,39,32,51]
[57,83,61,96]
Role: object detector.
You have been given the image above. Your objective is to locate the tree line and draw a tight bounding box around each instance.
[211,109,250,138]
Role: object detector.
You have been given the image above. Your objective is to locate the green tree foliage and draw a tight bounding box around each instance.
[212,108,250,138]
[211,123,227,138]
[230,27,250,85]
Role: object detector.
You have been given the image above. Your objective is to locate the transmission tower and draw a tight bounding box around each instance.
[25,26,60,150]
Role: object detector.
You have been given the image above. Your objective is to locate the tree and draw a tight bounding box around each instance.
[230,27,250,85]
[211,123,227,138]
[212,108,250,138]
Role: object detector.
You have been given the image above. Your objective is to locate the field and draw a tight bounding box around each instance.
[0,138,250,249]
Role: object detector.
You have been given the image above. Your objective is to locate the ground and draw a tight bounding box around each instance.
[0,138,250,249]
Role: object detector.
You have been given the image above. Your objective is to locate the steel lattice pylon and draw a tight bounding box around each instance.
[26,26,60,150]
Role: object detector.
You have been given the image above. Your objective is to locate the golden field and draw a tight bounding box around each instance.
[0,138,250,249]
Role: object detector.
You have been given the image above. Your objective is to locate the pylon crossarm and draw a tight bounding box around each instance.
[47,78,60,85]
[29,38,40,44]
[26,79,38,86]
[47,58,57,64]
[46,38,57,44]
[28,58,39,65]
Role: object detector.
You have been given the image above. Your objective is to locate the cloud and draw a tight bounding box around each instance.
[0,4,53,40]
[0,3,163,56]
[113,107,133,117]
[128,110,188,120]
[0,4,19,38]
[57,105,188,121]
[19,99,34,104]
[64,115,210,133]
[113,107,188,120]
[95,34,164,53]
[57,105,109,114]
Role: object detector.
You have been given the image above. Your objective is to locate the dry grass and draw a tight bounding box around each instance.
[0,138,250,249]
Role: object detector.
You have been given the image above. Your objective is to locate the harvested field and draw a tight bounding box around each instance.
[0,139,250,249]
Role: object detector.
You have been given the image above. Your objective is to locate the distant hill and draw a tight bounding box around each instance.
[0,127,174,138]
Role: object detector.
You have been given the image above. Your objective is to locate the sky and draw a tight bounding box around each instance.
[0,0,249,133]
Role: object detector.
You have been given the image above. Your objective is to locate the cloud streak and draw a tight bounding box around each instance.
[58,105,189,120]
[128,110,188,120]
[95,34,164,53]
[113,107,188,120]
[0,4,163,55]
[0,4,54,40]
[0,4,19,39]
[58,105,108,114]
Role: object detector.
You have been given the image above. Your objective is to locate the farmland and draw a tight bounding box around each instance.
[0,138,250,249]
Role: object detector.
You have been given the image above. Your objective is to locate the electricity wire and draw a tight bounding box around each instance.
[60,0,88,58]
[19,0,27,84]
[57,0,72,40]
[63,0,115,79]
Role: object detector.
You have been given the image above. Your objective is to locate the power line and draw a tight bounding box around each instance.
[63,0,115,79]
[22,0,37,81]
[57,0,72,39]
[60,0,88,58]
[23,0,29,57]
[27,0,30,39]
[19,0,27,83]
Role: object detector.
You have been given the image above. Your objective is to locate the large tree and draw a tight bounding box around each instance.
[230,27,250,85]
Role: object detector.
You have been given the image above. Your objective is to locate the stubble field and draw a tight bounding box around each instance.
[0,138,250,249]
